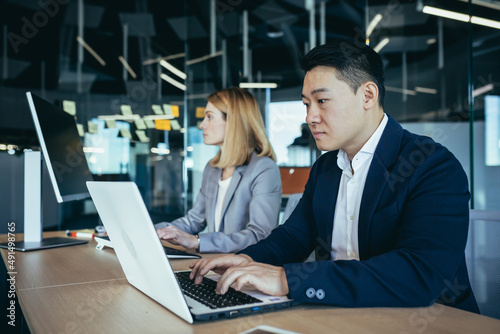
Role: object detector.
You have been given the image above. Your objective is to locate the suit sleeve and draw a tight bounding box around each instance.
[198,158,282,253]
[242,146,471,308]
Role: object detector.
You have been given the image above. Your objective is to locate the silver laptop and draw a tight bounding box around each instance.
[86,181,294,323]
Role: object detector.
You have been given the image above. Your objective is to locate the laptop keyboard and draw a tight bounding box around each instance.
[175,271,263,309]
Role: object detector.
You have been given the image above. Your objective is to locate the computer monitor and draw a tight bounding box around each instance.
[0,92,93,251]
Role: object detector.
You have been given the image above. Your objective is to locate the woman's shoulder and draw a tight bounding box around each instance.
[247,153,279,172]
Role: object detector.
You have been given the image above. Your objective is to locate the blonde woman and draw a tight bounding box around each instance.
[155,87,282,253]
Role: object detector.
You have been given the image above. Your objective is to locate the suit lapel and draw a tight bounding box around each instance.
[358,115,403,259]
[314,154,342,260]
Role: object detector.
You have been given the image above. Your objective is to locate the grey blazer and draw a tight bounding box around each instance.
[155,153,282,253]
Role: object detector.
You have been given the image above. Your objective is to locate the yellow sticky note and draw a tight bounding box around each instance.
[196,106,205,118]
[170,119,181,130]
[62,100,76,116]
[105,119,117,128]
[134,118,147,130]
[171,105,180,118]
[76,124,85,137]
[163,104,174,117]
[152,104,164,115]
[121,105,133,115]
[135,130,150,142]
[87,121,98,134]
[144,119,156,129]
[119,128,132,139]
[155,119,171,131]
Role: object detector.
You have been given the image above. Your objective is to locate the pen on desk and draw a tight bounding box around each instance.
[66,230,95,238]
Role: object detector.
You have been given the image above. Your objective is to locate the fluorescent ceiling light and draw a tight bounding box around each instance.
[142,53,185,65]
[423,6,500,30]
[422,6,469,22]
[143,115,174,120]
[366,14,383,38]
[471,16,500,29]
[160,60,186,80]
[473,83,494,97]
[76,36,106,66]
[161,73,187,91]
[186,50,223,66]
[385,86,417,96]
[427,38,437,44]
[118,56,137,79]
[239,82,278,89]
[415,87,438,94]
[373,38,390,53]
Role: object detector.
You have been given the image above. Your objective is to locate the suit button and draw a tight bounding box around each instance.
[306,288,316,298]
[316,289,325,300]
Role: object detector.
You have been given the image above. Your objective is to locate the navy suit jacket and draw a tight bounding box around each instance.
[240,116,479,313]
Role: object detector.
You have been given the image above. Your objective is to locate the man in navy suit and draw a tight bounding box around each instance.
[190,39,479,313]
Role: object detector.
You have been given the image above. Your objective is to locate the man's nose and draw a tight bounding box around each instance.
[306,106,320,125]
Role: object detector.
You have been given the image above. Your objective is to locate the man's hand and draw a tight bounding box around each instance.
[156,226,198,250]
[189,254,252,283]
[189,255,289,297]
[217,262,289,296]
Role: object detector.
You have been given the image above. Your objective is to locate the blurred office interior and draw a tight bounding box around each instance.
[0,0,499,318]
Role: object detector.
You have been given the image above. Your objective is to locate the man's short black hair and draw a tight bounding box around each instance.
[300,38,385,108]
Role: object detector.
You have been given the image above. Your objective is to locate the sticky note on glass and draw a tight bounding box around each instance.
[196,106,205,118]
[87,121,98,134]
[105,119,117,128]
[152,104,164,115]
[155,119,171,131]
[144,119,156,129]
[119,128,132,139]
[62,100,76,116]
[135,130,150,143]
[134,118,147,130]
[76,123,85,137]
[163,104,174,117]
[121,105,133,115]
[171,105,180,118]
[170,119,181,130]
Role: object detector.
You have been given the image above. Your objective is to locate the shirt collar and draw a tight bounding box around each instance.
[336,113,388,171]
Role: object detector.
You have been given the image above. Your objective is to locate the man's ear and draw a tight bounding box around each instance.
[362,82,378,109]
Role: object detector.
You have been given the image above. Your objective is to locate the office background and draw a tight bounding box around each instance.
[0,0,499,324]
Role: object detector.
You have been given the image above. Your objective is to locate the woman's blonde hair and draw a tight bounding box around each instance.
[208,87,276,168]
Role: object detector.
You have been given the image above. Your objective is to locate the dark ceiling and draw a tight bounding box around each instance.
[0,0,499,125]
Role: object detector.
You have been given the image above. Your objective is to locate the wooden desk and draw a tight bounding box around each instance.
[2,232,500,334]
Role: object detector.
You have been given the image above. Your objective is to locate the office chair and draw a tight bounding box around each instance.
[465,210,500,319]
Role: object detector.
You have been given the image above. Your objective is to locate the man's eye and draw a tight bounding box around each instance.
[318,99,326,104]
[303,102,309,108]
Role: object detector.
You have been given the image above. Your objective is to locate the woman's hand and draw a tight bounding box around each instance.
[156,226,198,250]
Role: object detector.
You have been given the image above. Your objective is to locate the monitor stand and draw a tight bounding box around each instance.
[0,151,87,252]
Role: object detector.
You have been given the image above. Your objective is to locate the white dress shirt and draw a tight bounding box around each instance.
[331,114,388,261]
[214,176,232,232]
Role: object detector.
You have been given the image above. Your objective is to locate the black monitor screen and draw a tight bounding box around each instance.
[27,92,93,203]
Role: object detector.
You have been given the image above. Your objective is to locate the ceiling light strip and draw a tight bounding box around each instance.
[239,82,278,89]
[76,36,106,66]
[160,73,187,91]
[366,14,383,38]
[373,38,390,53]
[423,6,500,30]
[160,60,186,80]
[142,53,186,66]
[118,56,137,79]
[186,50,223,66]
